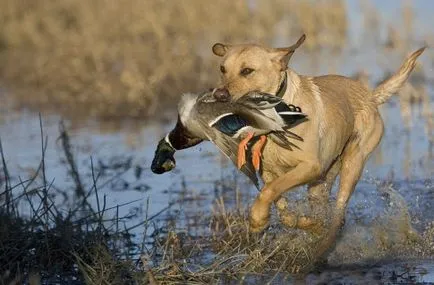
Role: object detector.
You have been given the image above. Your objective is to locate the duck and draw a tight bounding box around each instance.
[180,89,306,169]
[211,88,307,166]
[151,90,307,188]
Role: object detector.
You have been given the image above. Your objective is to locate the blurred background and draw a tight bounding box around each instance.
[0,0,433,120]
[0,1,434,283]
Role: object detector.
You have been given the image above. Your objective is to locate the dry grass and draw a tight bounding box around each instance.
[209,198,318,275]
[0,120,160,284]
[75,245,144,285]
[127,197,320,284]
[0,0,348,120]
[144,189,434,284]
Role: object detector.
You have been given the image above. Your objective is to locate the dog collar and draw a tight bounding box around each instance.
[275,72,288,98]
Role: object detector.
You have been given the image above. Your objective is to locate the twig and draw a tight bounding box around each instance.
[0,137,12,214]
[58,120,85,197]
[39,113,49,227]
[124,201,176,232]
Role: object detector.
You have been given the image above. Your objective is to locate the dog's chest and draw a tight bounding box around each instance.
[259,141,299,181]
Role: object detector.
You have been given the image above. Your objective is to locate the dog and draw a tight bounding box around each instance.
[152,33,425,259]
[209,34,425,258]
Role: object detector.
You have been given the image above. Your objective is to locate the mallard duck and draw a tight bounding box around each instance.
[151,90,307,186]
[203,90,307,170]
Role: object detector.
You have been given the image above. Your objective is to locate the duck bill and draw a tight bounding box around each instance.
[151,116,203,174]
[151,137,176,174]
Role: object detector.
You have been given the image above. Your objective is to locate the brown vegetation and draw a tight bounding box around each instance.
[0,0,348,119]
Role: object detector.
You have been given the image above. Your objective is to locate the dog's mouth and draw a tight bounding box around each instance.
[151,138,176,174]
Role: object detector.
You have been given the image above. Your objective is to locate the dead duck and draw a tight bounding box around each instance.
[151,90,307,187]
[205,90,307,170]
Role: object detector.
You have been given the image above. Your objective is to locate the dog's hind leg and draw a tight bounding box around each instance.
[314,115,384,260]
[275,158,341,233]
[307,157,341,208]
[316,141,364,259]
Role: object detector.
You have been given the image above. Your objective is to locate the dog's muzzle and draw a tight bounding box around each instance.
[151,138,176,174]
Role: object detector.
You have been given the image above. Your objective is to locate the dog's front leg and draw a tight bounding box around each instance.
[249,161,322,233]
[275,158,342,234]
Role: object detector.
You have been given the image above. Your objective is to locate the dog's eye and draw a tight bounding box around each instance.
[240,67,254,76]
[220,65,226,74]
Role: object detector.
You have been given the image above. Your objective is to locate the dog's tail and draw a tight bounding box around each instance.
[371,47,426,105]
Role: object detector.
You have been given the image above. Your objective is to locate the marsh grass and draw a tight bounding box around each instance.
[209,198,317,274]
[0,0,348,120]
[0,119,149,284]
[146,184,434,284]
[0,118,302,284]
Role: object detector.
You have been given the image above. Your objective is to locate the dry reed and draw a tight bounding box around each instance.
[0,0,348,119]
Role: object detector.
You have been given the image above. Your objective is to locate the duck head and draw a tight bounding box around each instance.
[151,114,203,174]
[151,136,176,174]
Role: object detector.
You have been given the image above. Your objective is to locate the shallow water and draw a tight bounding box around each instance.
[1,2,434,283]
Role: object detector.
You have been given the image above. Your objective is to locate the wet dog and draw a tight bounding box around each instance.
[175,35,423,258]
[152,33,425,259]
[209,35,425,257]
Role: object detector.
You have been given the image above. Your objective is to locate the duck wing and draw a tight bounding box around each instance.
[269,132,301,150]
[203,128,260,189]
[236,93,307,139]
[209,113,248,137]
[236,92,282,110]
[228,107,302,150]
[274,102,308,128]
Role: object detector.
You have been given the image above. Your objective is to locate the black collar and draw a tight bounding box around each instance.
[275,72,288,98]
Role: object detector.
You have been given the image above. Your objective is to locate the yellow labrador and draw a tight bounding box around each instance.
[212,35,425,257]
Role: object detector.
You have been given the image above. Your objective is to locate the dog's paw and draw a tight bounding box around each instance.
[275,197,289,211]
[249,202,271,233]
[249,218,269,233]
[249,211,270,233]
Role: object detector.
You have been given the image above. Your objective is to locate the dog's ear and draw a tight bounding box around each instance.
[212,43,230,57]
[272,34,306,70]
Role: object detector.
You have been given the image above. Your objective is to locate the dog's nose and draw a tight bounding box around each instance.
[213,88,230,102]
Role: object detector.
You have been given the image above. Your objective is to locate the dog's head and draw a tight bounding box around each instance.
[212,34,306,99]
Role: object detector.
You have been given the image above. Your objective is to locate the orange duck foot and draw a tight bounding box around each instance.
[237,132,254,169]
[251,135,267,171]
